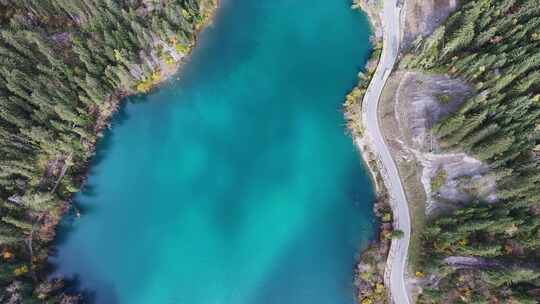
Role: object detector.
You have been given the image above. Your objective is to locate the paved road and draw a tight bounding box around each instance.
[360,1,412,303]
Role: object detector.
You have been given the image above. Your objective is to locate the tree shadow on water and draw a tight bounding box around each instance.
[82,284,119,304]
[88,101,130,170]
[51,198,98,247]
[64,275,119,304]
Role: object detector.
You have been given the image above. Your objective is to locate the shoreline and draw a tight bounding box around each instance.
[72,0,219,205]
[343,4,391,301]
[348,76,395,303]
[70,1,391,303]
[46,1,380,301]
[48,1,387,301]
[44,0,221,297]
[347,2,405,303]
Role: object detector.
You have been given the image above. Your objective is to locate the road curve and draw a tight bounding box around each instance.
[360,1,412,304]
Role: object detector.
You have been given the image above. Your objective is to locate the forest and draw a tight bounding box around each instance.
[0,0,212,302]
[402,0,540,302]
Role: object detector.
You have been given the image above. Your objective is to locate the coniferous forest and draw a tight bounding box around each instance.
[403,0,540,302]
[0,0,213,302]
[2,0,540,303]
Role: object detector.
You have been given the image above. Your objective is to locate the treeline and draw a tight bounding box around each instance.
[401,0,540,302]
[0,0,212,302]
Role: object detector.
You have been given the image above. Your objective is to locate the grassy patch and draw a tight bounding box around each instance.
[435,93,451,104]
[136,70,162,93]
[398,158,426,272]
[431,168,447,192]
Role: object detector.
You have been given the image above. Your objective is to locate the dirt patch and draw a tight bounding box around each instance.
[396,72,469,150]
[394,71,497,216]
[415,152,498,215]
[401,0,460,50]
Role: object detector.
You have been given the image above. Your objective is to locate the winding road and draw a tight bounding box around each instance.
[360,0,412,303]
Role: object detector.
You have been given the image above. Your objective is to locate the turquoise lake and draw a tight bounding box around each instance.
[53,1,374,303]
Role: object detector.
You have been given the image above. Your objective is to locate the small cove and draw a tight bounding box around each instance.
[53,1,375,303]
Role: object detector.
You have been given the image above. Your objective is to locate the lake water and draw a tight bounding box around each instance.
[53,1,374,303]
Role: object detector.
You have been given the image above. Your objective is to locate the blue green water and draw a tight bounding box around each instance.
[53,1,374,303]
